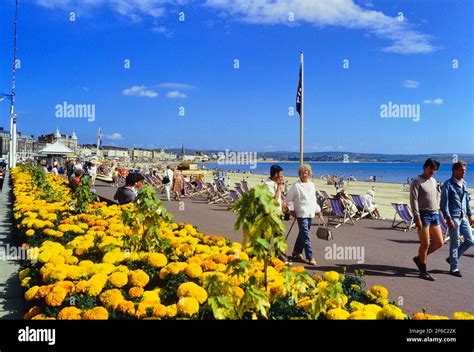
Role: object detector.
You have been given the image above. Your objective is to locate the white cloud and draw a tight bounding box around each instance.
[166,91,187,99]
[105,133,124,141]
[36,0,185,21]
[151,26,173,36]
[403,80,419,88]
[423,98,444,105]
[159,82,196,90]
[122,85,158,98]
[204,0,436,54]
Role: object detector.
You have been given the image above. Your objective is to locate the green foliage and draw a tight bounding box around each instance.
[233,185,286,259]
[201,274,237,319]
[122,185,173,252]
[71,176,99,214]
[238,277,271,319]
[233,185,287,288]
[269,295,305,320]
[27,165,64,202]
[159,272,189,306]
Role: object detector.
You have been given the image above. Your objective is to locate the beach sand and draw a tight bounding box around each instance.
[222,172,474,219]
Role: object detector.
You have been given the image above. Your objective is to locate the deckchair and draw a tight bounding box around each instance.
[328,197,356,228]
[350,194,372,220]
[391,203,415,231]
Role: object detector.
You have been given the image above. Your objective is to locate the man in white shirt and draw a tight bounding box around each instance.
[263,165,286,212]
[285,164,322,266]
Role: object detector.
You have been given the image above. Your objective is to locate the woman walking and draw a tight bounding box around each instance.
[172,168,184,201]
[286,164,323,266]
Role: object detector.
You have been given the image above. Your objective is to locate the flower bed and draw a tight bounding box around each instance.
[11,167,473,320]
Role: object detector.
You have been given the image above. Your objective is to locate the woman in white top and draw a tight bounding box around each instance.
[89,162,97,187]
[164,165,174,201]
[286,164,322,266]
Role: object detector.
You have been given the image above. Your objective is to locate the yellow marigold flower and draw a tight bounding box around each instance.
[370,285,389,300]
[152,304,168,318]
[377,304,407,320]
[166,304,177,318]
[57,307,82,320]
[99,289,124,309]
[64,256,79,265]
[317,281,329,290]
[453,312,474,320]
[83,307,109,320]
[177,282,208,304]
[31,314,56,320]
[108,272,128,288]
[24,306,41,320]
[323,271,340,283]
[231,286,245,300]
[291,266,305,274]
[102,251,125,264]
[78,260,94,268]
[129,270,150,287]
[349,310,377,320]
[24,286,40,301]
[49,255,65,266]
[327,308,350,320]
[413,312,449,320]
[46,265,69,282]
[117,300,136,316]
[54,281,75,294]
[45,286,68,307]
[364,304,383,315]
[19,268,31,281]
[350,284,361,291]
[146,253,168,268]
[142,290,160,304]
[36,284,54,298]
[25,229,35,237]
[185,263,203,278]
[21,277,31,287]
[129,286,144,298]
[177,297,200,316]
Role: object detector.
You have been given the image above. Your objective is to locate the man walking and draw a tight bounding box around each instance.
[440,161,473,277]
[410,158,444,281]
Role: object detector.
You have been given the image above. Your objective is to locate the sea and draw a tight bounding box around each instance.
[202,162,474,185]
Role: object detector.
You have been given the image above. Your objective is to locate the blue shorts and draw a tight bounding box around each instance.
[420,212,439,227]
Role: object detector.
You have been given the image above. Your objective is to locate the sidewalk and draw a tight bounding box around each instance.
[0,172,23,319]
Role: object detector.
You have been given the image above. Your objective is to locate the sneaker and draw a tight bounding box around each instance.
[307,258,317,266]
[420,271,436,281]
[413,256,422,271]
[449,270,462,278]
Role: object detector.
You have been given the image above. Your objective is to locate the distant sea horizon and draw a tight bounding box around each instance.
[200,161,474,185]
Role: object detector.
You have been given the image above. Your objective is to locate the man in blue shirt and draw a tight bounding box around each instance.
[440,161,474,277]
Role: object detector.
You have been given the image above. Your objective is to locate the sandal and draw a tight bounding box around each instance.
[307,258,317,266]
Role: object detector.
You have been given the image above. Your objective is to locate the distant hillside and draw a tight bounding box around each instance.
[167,149,473,164]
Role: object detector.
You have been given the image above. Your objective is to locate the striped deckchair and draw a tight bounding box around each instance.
[241,180,251,194]
[328,197,356,228]
[391,203,415,231]
[350,194,371,220]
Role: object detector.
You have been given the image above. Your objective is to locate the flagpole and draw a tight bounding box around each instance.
[96,127,101,157]
[299,52,304,166]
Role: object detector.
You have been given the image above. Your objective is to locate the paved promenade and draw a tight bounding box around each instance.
[0,173,23,319]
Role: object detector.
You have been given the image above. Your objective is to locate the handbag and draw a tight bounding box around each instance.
[316,220,334,241]
[162,176,170,184]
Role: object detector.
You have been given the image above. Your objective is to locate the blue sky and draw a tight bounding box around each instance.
[0,0,472,154]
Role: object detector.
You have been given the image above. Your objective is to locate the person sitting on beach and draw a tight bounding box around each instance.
[114,173,138,205]
[360,189,381,218]
[410,158,443,281]
[286,164,322,266]
[263,165,287,213]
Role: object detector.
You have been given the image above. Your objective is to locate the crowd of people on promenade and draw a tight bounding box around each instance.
[261,159,472,280]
